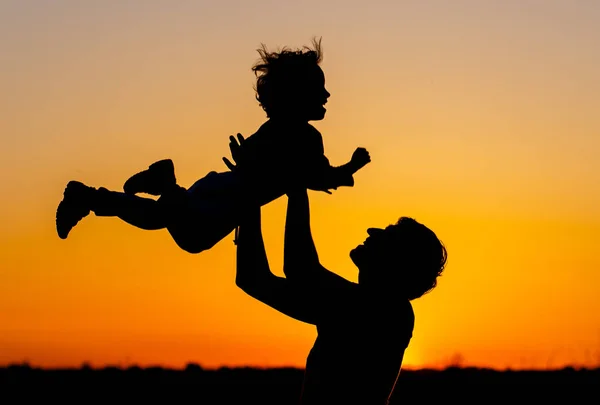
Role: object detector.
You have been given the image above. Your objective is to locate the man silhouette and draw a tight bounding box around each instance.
[235,183,447,404]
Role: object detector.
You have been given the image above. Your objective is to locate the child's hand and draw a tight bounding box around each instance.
[223,133,246,172]
[350,147,371,171]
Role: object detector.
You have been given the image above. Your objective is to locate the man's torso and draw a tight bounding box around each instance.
[300,299,415,404]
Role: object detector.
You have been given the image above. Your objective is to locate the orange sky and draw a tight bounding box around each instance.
[1,0,599,370]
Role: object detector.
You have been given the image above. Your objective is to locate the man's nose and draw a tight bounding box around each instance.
[367,228,384,237]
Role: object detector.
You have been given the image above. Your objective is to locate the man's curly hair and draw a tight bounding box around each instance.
[372,217,447,300]
[252,37,323,117]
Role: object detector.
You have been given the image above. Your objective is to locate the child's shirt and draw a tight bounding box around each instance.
[238,119,355,205]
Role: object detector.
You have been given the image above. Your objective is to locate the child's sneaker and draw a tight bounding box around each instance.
[56,181,94,239]
[123,159,176,196]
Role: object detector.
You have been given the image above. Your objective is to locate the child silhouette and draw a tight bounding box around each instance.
[56,39,371,254]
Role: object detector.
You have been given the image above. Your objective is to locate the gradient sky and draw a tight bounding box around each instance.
[1,0,599,370]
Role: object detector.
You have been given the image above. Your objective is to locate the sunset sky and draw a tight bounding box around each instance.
[1,0,599,370]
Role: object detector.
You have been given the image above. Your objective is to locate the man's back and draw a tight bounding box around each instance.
[300,296,415,404]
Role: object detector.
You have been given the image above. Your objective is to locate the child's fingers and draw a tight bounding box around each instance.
[229,134,245,146]
[222,157,236,171]
[229,136,240,152]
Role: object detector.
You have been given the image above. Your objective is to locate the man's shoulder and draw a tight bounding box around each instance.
[367,297,415,330]
[392,299,415,325]
[398,300,415,342]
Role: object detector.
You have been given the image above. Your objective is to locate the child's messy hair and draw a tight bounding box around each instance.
[252,37,323,117]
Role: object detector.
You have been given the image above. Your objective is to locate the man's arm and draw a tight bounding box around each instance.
[283,188,355,293]
[236,205,351,325]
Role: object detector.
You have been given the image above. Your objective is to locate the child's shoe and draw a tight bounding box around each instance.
[56,181,94,239]
[123,159,176,196]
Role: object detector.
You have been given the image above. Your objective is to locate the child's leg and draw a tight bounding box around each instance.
[56,181,169,239]
[160,172,240,254]
[122,159,242,253]
[93,187,168,230]
[57,171,241,254]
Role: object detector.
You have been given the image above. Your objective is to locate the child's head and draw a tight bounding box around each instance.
[350,217,447,301]
[252,37,330,121]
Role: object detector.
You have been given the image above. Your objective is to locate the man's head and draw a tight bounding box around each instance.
[252,37,330,121]
[350,217,447,300]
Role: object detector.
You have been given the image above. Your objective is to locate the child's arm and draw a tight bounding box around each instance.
[307,147,371,193]
[303,125,371,193]
[329,147,370,187]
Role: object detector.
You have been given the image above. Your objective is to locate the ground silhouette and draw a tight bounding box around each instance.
[1,364,597,404]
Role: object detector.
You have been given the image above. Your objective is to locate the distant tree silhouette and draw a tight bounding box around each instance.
[1,364,598,404]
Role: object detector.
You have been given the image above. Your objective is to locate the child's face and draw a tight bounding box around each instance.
[297,65,330,121]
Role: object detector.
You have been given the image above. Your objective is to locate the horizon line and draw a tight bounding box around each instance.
[3,362,599,373]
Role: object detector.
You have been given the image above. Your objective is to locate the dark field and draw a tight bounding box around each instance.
[2,364,598,404]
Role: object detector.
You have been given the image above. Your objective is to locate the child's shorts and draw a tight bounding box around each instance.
[168,171,239,252]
